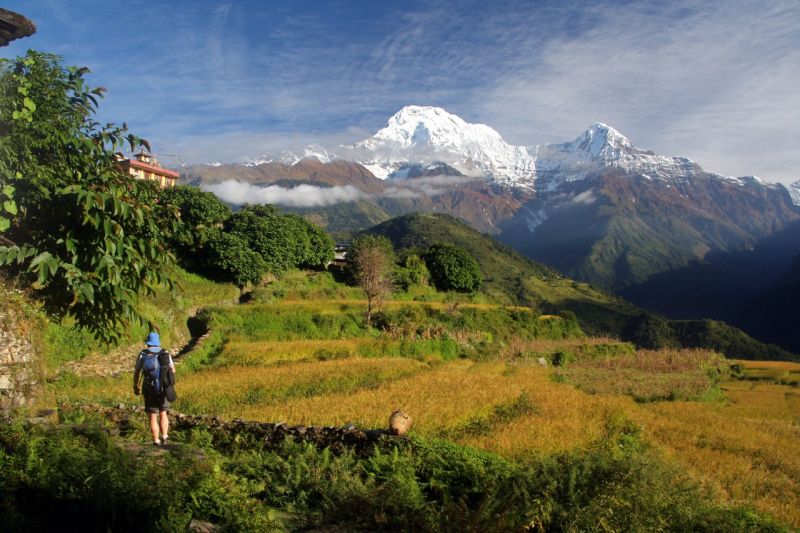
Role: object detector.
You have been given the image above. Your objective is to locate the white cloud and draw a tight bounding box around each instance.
[204,181,367,207]
[571,190,597,205]
[12,0,798,184]
[477,1,800,185]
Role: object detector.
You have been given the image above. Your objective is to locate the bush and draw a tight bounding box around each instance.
[395,253,430,290]
[423,243,483,293]
[200,229,268,288]
[0,415,785,532]
[226,205,333,274]
[0,423,276,532]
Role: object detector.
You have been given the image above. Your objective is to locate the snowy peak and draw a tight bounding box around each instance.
[569,122,632,159]
[229,106,783,198]
[355,105,535,186]
[787,180,800,206]
[370,105,501,150]
[244,144,334,167]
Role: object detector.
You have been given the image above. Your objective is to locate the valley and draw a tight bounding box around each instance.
[185,106,800,354]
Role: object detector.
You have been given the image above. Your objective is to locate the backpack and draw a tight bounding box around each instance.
[141,351,162,395]
[158,349,178,402]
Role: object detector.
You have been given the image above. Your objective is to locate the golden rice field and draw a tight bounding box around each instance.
[54,308,800,527]
[217,338,372,366]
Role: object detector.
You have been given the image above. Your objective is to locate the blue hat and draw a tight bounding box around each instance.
[146,332,160,346]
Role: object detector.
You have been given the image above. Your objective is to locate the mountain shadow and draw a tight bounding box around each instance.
[360,213,797,360]
[620,220,800,352]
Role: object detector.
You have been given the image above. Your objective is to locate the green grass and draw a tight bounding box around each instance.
[0,410,785,532]
[42,268,238,368]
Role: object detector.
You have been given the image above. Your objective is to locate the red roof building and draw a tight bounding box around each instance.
[118,152,179,189]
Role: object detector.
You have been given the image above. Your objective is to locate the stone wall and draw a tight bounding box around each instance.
[64,403,404,455]
[0,286,41,412]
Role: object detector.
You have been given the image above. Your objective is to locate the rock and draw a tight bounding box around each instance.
[342,423,357,432]
[389,409,412,436]
[188,519,219,532]
[117,403,125,410]
[537,357,548,368]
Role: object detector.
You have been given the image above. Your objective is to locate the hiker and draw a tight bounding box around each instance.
[133,332,176,446]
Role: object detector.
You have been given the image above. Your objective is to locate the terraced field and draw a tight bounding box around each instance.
[53,290,800,528]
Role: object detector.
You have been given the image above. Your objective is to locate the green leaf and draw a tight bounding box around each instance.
[2,185,14,196]
[79,283,95,304]
[0,218,9,232]
[23,96,36,112]
[29,250,53,269]
[3,201,17,215]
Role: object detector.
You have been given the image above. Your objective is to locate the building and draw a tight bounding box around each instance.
[118,152,179,189]
[0,8,36,47]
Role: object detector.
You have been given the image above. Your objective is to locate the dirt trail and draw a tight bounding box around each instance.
[63,304,222,378]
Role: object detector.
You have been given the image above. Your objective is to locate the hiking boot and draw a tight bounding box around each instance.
[160,435,169,446]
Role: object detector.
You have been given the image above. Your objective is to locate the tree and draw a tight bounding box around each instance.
[227,204,333,274]
[423,243,483,293]
[200,229,268,288]
[0,51,179,342]
[394,253,430,290]
[161,185,231,231]
[348,235,395,327]
[160,185,232,263]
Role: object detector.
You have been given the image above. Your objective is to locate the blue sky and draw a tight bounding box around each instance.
[3,0,799,184]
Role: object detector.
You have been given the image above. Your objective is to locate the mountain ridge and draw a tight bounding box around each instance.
[228,106,796,204]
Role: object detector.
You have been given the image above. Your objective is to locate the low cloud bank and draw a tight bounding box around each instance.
[204,181,368,207]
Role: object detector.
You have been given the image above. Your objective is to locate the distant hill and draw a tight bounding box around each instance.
[737,253,800,353]
[620,220,800,353]
[499,171,800,292]
[360,213,797,360]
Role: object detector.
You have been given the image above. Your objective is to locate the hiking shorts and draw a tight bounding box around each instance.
[143,389,170,413]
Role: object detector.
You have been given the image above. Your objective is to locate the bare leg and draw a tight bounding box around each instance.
[149,412,159,443]
[159,410,169,440]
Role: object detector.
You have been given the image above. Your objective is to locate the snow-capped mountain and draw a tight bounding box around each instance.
[788,180,800,206]
[352,106,536,186]
[531,123,707,191]
[244,144,334,167]
[235,106,791,202]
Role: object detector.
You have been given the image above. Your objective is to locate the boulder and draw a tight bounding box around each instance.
[389,409,412,435]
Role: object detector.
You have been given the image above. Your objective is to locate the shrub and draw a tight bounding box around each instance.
[226,205,333,274]
[423,243,483,293]
[200,229,268,288]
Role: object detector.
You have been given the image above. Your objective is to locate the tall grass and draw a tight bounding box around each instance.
[178,357,430,417]
[556,349,730,402]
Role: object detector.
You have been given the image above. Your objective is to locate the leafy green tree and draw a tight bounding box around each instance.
[348,235,395,327]
[423,243,483,293]
[160,185,232,258]
[226,205,293,274]
[200,229,267,288]
[282,213,334,269]
[227,205,333,274]
[0,51,178,342]
[304,221,335,268]
[161,185,231,230]
[394,253,430,290]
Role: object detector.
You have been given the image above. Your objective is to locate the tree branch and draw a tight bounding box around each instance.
[0,234,16,247]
